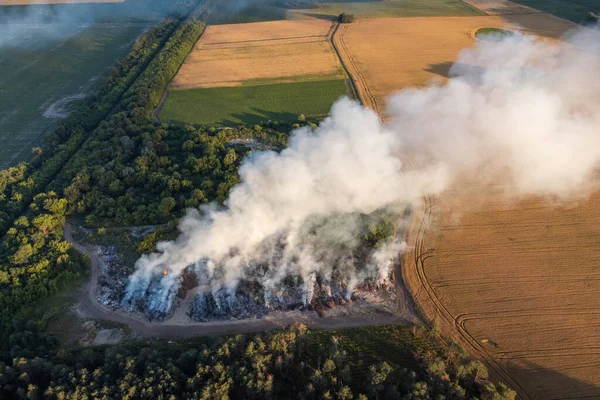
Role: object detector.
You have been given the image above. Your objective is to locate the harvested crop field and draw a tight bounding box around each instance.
[335,14,576,115]
[287,0,485,20]
[161,19,348,125]
[0,22,148,168]
[160,79,348,125]
[403,183,600,399]
[169,19,344,89]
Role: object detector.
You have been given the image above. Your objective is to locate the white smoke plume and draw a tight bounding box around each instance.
[124,26,600,315]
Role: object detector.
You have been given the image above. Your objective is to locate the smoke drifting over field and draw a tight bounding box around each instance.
[124,27,600,316]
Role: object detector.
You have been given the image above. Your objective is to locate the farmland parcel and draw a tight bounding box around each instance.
[160,19,348,125]
[0,22,149,168]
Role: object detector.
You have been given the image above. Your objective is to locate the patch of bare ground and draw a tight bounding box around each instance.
[169,19,345,89]
[334,14,576,117]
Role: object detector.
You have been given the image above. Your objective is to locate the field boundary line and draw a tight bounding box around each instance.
[329,22,362,104]
[150,0,220,124]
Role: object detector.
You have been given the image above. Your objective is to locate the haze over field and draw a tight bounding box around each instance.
[124,25,600,314]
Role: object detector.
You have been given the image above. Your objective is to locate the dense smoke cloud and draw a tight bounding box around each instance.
[124,26,600,315]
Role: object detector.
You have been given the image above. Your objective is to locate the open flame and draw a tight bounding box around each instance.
[163,269,168,276]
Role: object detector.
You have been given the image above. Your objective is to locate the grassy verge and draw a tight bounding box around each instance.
[160,78,348,125]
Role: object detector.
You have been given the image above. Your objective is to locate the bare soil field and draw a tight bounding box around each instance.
[334,14,576,116]
[402,183,600,399]
[170,19,345,89]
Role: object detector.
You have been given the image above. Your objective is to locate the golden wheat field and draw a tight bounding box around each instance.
[170,19,345,89]
[335,14,575,116]
[402,182,600,399]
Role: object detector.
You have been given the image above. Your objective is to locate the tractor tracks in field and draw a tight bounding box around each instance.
[64,223,412,339]
[401,191,532,399]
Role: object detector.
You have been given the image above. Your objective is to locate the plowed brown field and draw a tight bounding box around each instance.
[333,8,600,398]
[170,20,345,89]
[334,14,575,116]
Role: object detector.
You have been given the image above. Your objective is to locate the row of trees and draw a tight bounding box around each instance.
[0,323,516,399]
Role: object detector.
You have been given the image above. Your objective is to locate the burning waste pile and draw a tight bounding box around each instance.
[121,27,600,322]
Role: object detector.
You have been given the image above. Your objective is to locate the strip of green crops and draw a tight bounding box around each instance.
[160,78,349,125]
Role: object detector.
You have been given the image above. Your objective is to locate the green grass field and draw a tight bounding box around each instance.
[475,27,515,41]
[0,22,149,169]
[288,0,486,20]
[511,0,600,23]
[159,79,349,126]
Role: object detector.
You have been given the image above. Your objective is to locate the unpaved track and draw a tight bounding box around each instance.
[65,224,411,338]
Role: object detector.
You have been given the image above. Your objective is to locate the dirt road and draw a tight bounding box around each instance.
[64,223,411,339]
